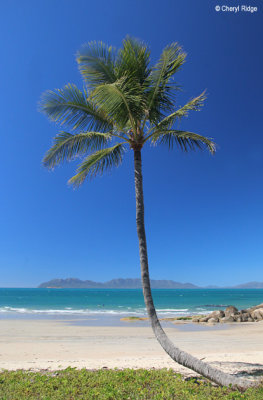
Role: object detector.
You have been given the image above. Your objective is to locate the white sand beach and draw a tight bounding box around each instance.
[0,319,262,378]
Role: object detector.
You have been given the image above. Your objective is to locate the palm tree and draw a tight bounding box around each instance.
[39,37,251,390]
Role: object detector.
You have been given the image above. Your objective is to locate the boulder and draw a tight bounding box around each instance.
[248,303,263,312]
[225,306,239,316]
[251,308,263,321]
[240,309,248,314]
[240,312,250,322]
[233,315,242,322]
[191,303,263,324]
[209,310,225,319]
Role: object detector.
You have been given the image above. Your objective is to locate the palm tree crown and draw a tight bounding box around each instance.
[40,37,215,183]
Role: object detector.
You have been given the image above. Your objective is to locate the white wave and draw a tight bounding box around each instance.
[0,306,146,316]
[156,308,189,312]
[0,306,205,317]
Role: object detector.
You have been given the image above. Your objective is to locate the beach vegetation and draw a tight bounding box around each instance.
[0,368,262,400]
[39,37,251,389]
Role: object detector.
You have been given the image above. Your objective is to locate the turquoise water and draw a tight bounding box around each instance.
[0,288,262,318]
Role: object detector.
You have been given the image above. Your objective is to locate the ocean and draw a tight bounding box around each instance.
[0,288,262,318]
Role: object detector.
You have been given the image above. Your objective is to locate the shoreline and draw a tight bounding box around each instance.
[0,312,230,329]
[0,317,262,379]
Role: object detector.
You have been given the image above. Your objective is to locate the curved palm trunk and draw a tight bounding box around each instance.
[133,149,251,391]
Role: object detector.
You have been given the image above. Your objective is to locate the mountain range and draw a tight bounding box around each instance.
[38,278,263,289]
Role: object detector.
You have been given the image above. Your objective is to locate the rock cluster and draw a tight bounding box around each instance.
[192,303,263,324]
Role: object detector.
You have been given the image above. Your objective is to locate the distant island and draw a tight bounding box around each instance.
[38,278,263,289]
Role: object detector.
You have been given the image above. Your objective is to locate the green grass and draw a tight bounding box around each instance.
[0,368,262,399]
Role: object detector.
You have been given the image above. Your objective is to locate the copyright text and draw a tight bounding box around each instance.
[215,5,258,13]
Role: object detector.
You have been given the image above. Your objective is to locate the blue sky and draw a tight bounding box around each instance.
[0,0,262,287]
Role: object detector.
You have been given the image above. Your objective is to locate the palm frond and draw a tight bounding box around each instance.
[68,143,125,187]
[155,92,207,130]
[39,84,112,132]
[43,131,112,169]
[90,77,145,130]
[116,36,150,85]
[150,129,216,154]
[76,41,116,89]
[146,43,186,123]
[147,44,186,106]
